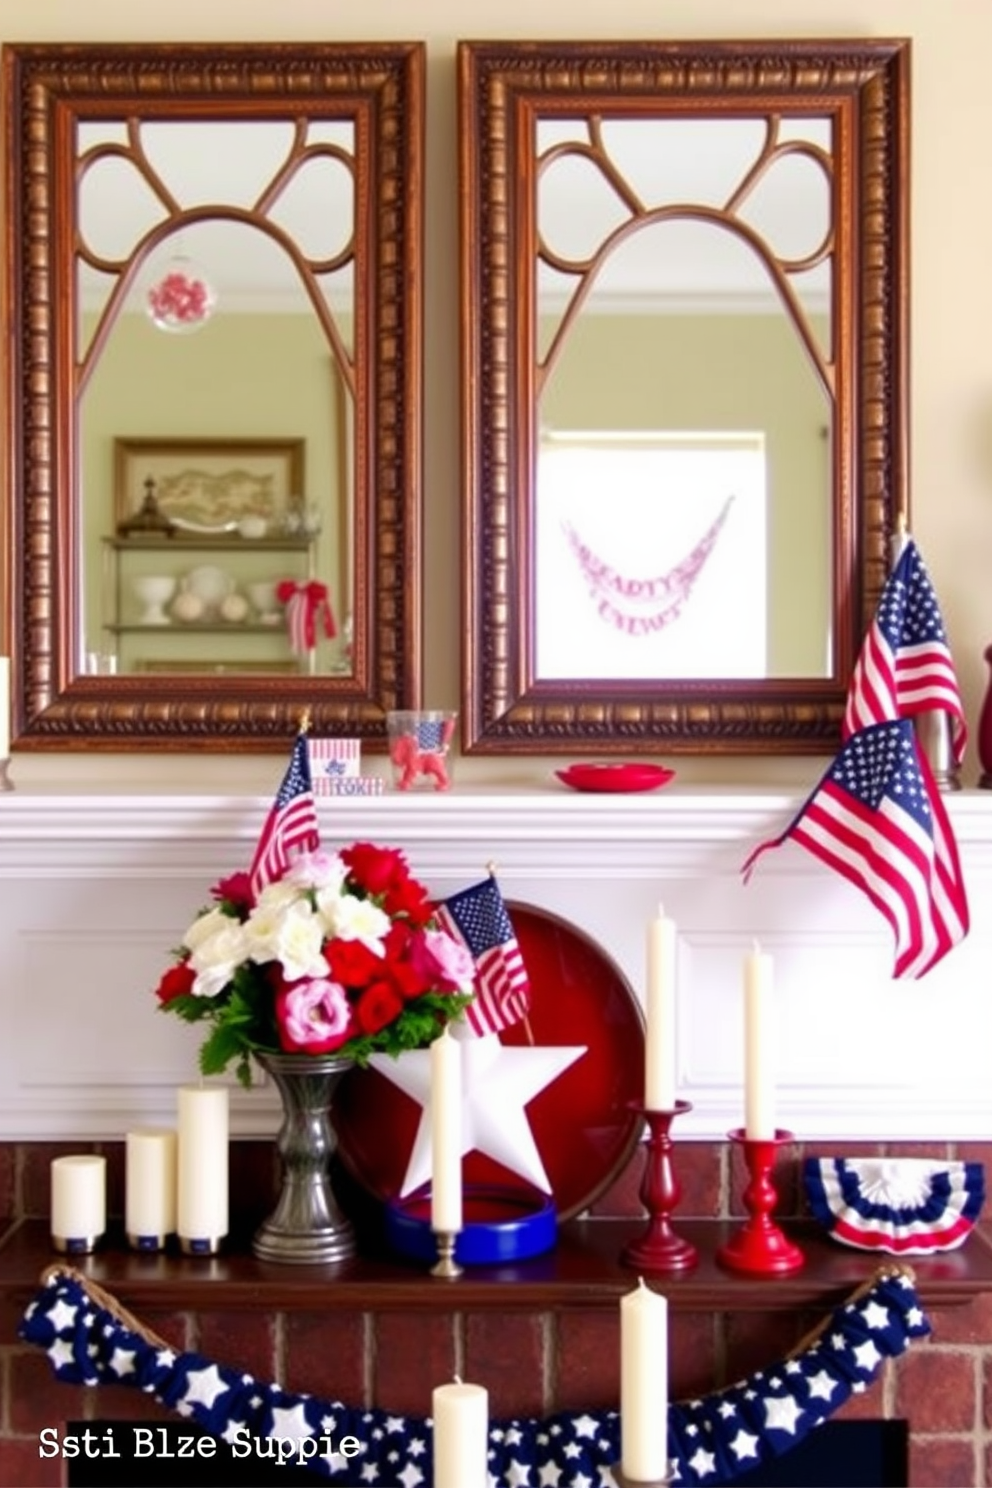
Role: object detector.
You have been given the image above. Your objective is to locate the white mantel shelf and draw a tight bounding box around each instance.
[1,786,991,1142]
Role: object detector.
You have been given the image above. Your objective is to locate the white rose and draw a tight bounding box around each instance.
[322,893,391,954]
[188,917,248,999]
[244,898,329,983]
[255,879,305,914]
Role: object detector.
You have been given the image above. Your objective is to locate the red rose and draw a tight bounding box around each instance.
[325,937,383,988]
[155,960,195,1004]
[210,871,253,911]
[382,874,433,924]
[354,980,404,1034]
[341,842,411,898]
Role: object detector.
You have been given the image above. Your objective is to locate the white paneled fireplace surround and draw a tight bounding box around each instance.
[2,786,992,1488]
[1,786,990,1142]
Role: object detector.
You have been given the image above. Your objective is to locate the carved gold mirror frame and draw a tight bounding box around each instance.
[459,39,910,754]
[3,42,425,749]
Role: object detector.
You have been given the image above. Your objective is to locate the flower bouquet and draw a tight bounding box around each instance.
[154,840,474,1088]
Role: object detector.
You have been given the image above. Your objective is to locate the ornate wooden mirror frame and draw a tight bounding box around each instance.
[2,42,424,750]
[458,39,910,755]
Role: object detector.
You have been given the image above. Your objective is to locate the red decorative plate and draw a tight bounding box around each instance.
[333,902,645,1221]
[555,762,675,793]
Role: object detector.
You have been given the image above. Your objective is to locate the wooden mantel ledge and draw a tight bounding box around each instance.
[2,1218,991,1315]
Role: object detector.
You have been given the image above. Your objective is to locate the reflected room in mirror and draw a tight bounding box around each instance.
[3,43,425,749]
[459,40,910,754]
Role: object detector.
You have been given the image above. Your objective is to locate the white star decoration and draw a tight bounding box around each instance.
[181,1364,229,1410]
[370,1031,586,1194]
[47,1298,77,1332]
[271,1402,315,1439]
[729,1427,759,1460]
[860,1300,890,1331]
[807,1369,838,1401]
[764,1394,803,1434]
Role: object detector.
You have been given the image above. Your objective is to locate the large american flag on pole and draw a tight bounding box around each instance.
[743,719,968,979]
[248,732,321,898]
[436,875,531,1036]
[843,537,967,765]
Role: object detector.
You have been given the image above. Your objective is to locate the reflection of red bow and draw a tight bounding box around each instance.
[277,580,336,653]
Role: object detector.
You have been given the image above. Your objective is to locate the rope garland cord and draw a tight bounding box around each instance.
[22,1262,930,1486]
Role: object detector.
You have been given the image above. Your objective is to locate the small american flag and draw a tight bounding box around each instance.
[437,875,531,1035]
[743,719,968,979]
[414,716,455,753]
[844,538,966,765]
[248,733,321,898]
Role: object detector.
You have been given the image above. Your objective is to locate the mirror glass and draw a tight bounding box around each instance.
[4,43,424,747]
[459,41,909,753]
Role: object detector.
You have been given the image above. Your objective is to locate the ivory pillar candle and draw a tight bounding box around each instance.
[620,1277,669,1483]
[432,1378,489,1488]
[644,904,677,1110]
[744,944,776,1141]
[430,1027,463,1233]
[0,656,9,758]
[126,1127,177,1248]
[50,1155,106,1253]
[177,1085,229,1252]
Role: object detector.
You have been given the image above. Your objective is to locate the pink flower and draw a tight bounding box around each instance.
[276,979,352,1053]
[410,927,476,992]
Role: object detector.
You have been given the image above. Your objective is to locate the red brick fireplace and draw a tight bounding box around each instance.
[2,1135,990,1488]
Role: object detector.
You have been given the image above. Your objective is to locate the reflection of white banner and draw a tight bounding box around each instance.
[564,495,734,635]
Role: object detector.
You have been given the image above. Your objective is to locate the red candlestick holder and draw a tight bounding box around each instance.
[717,1127,804,1275]
[621,1100,698,1272]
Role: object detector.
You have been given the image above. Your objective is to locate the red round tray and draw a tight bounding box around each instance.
[333,902,645,1220]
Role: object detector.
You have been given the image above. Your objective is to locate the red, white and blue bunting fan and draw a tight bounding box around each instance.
[804,1156,985,1255]
[21,1262,930,1486]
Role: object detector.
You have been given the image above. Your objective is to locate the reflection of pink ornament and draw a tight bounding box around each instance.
[146,257,217,333]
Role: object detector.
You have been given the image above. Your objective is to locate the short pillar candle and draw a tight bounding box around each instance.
[432,1378,489,1488]
[50,1155,106,1253]
[177,1085,229,1253]
[620,1277,669,1483]
[126,1127,177,1249]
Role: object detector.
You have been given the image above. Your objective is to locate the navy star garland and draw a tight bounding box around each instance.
[20,1264,929,1487]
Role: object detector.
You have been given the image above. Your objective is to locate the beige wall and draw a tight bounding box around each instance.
[4,0,992,789]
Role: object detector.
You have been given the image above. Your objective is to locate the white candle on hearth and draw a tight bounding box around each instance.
[644,904,677,1110]
[744,943,776,1140]
[432,1377,488,1488]
[621,1277,669,1483]
[177,1085,228,1245]
[430,1027,463,1233]
[50,1155,106,1244]
[0,656,9,758]
[126,1127,177,1241]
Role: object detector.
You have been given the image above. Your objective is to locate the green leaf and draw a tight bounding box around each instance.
[198,1021,249,1079]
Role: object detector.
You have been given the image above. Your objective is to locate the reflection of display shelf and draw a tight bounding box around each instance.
[100,533,317,673]
[104,536,313,553]
[107,623,291,634]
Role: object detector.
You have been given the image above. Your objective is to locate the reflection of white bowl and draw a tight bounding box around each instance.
[132,574,177,625]
[247,581,280,620]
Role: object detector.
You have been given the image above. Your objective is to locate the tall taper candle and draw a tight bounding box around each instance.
[51,1155,106,1252]
[177,1085,229,1250]
[645,904,677,1110]
[744,944,776,1140]
[432,1378,489,1488]
[126,1127,177,1246]
[0,656,9,758]
[430,1027,463,1233]
[620,1277,669,1482]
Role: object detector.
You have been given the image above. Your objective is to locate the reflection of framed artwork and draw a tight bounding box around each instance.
[114,438,305,530]
[135,659,302,675]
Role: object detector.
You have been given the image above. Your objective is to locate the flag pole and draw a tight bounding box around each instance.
[888,524,960,793]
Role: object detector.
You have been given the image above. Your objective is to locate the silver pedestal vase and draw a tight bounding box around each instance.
[253,1051,357,1264]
